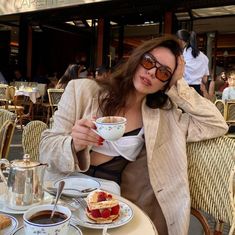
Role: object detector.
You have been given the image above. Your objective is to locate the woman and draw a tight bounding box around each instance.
[40,35,228,235]
[176,29,210,95]
[56,64,79,89]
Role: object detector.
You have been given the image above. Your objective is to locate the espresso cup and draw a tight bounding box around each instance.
[93,116,127,141]
[23,204,71,235]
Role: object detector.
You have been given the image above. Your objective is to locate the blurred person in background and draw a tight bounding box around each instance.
[75,54,88,78]
[200,75,216,102]
[14,68,27,82]
[176,29,209,95]
[56,64,79,89]
[215,71,229,93]
[222,70,235,101]
[95,66,110,80]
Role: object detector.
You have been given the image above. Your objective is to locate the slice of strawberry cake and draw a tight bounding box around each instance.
[85,190,120,223]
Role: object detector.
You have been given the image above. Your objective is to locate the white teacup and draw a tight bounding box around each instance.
[93,116,127,141]
[23,204,71,235]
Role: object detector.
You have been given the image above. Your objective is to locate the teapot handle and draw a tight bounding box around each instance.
[0,159,9,185]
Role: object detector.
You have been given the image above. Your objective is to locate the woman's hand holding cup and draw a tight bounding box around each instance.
[71,118,104,153]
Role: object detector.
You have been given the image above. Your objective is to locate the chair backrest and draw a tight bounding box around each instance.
[22,120,48,161]
[37,83,47,101]
[226,102,235,125]
[0,84,9,102]
[214,99,225,118]
[0,120,15,159]
[187,136,235,233]
[47,89,64,115]
[0,109,17,127]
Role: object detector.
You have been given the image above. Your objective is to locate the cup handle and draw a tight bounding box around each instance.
[90,128,101,137]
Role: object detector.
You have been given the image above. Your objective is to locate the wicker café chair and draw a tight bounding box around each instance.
[0,108,17,126]
[46,88,64,124]
[187,136,235,235]
[214,99,226,118]
[0,84,9,109]
[22,120,48,161]
[226,102,235,126]
[47,88,64,115]
[0,120,15,159]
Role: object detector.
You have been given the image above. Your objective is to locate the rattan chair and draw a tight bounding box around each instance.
[187,136,235,235]
[22,120,48,161]
[0,108,17,126]
[0,84,9,109]
[226,102,235,126]
[0,109,17,159]
[47,88,64,115]
[46,88,64,124]
[214,99,226,118]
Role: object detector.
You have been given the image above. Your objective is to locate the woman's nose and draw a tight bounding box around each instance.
[147,67,156,78]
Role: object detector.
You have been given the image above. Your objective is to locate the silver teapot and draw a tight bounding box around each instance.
[0,154,48,210]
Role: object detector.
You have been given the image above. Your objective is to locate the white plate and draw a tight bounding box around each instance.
[72,200,133,229]
[54,176,101,197]
[12,223,82,235]
[0,214,18,235]
[0,192,54,215]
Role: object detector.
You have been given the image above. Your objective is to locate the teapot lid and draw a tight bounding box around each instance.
[11,154,40,168]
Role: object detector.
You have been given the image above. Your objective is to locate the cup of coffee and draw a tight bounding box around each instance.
[93,116,127,141]
[23,204,71,235]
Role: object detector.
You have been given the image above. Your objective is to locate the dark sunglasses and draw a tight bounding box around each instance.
[140,53,173,82]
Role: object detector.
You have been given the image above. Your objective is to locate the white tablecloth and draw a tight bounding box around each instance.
[15,89,40,103]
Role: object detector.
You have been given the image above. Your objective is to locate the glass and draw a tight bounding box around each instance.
[140,53,173,82]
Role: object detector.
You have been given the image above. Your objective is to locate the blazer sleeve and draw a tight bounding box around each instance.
[39,79,98,175]
[166,78,228,142]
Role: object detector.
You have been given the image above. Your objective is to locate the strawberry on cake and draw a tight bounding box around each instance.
[85,190,120,223]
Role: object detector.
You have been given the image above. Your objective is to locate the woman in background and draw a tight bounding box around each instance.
[176,29,210,95]
[56,64,79,89]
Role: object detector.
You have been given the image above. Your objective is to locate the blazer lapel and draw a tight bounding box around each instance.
[142,102,160,161]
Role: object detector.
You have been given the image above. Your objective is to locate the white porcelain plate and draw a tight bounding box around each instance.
[0,192,53,214]
[72,200,133,229]
[54,176,101,197]
[12,223,82,235]
[0,214,18,235]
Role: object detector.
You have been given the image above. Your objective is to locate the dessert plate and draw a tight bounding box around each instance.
[12,224,82,235]
[72,200,133,229]
[0,214,18,235]
[54,176,101,197]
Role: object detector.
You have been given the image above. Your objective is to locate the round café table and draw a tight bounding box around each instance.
[0,183,158,235]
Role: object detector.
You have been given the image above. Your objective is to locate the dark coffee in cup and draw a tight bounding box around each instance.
[29,210,67,224]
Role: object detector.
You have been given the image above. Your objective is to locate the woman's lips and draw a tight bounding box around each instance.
[140,76,152,86]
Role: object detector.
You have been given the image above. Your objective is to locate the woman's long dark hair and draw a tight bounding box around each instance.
[176,29,199,58]
[97,35,182,116]
[56,64,79,89]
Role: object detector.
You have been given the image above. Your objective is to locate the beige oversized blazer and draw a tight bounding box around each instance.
[40,78,228,235]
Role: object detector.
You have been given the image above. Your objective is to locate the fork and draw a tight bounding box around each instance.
[72,197,87,210]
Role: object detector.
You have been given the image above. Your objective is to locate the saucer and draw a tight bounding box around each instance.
[0,214,18,235]
[54,176,101,197]
[0,192,54,214]
[12,224,83,235]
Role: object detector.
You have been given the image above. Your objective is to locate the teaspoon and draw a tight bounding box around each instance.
[50,180,65,219]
